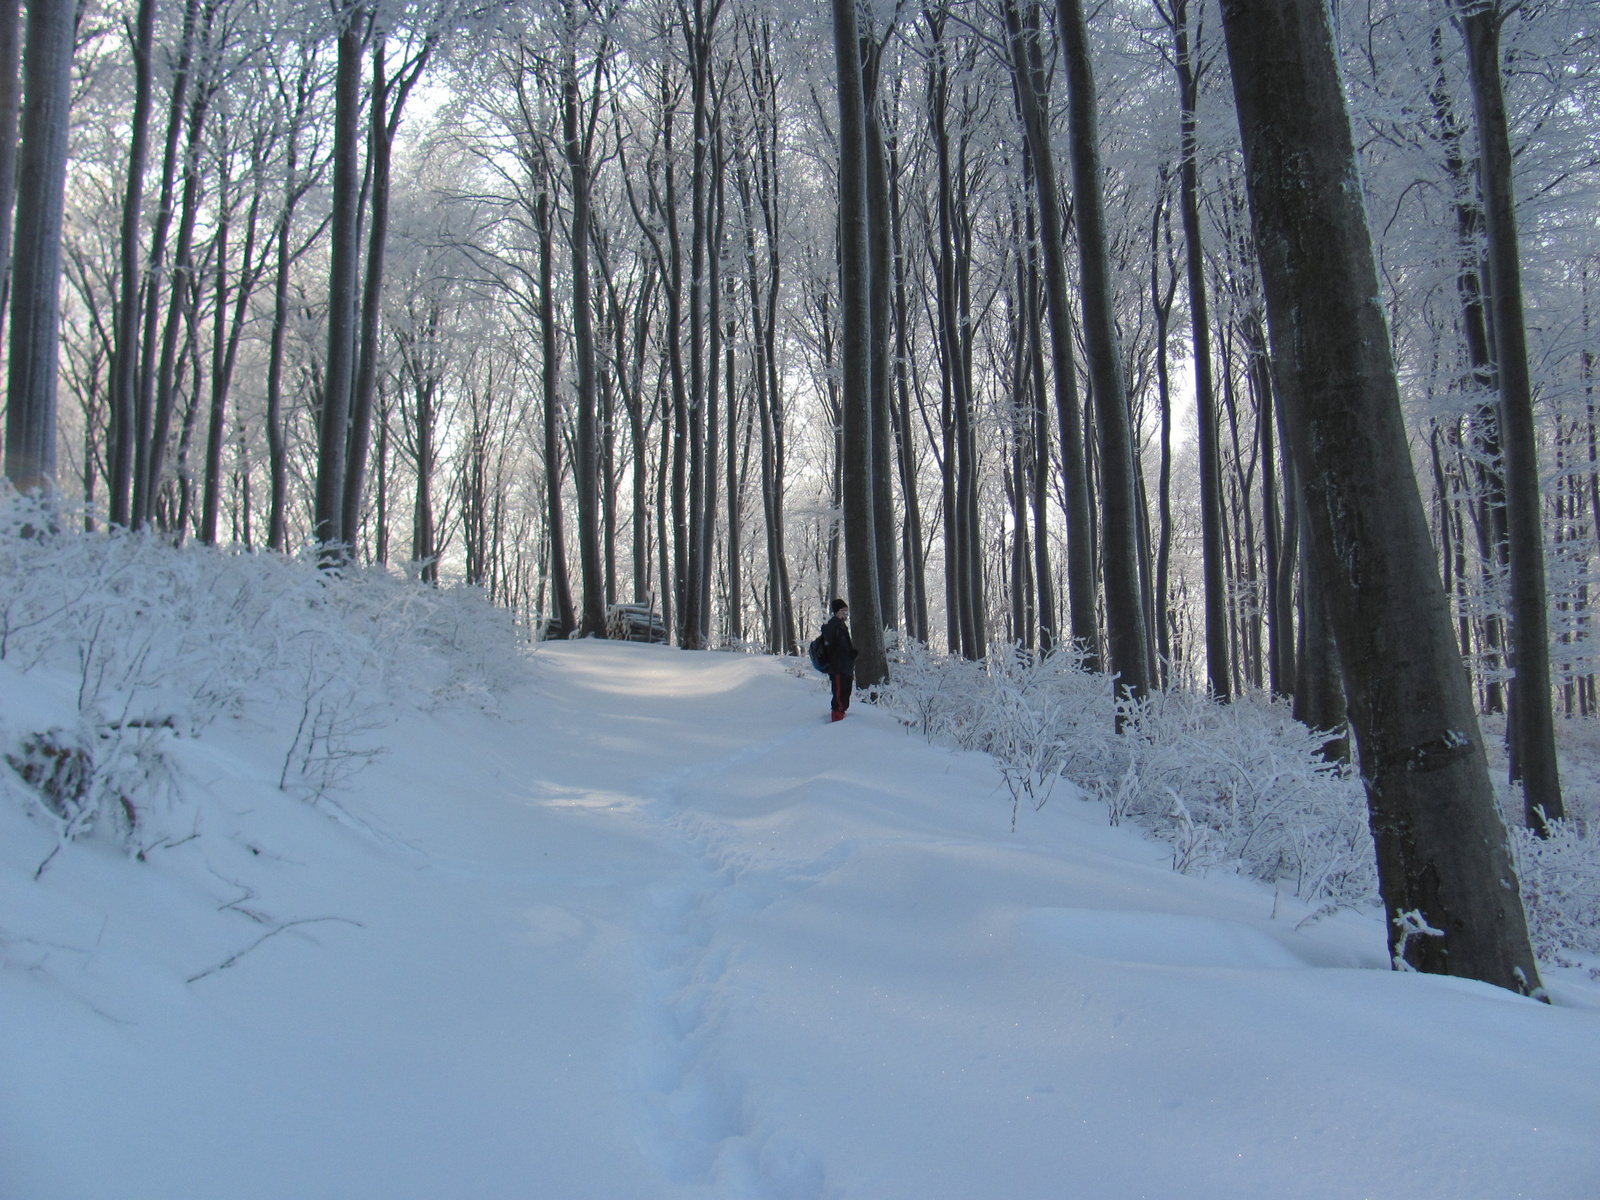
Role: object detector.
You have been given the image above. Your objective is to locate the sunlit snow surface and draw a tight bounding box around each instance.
[3,640,1597,1199]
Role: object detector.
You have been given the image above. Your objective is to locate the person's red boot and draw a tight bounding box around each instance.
[831,710,845,722]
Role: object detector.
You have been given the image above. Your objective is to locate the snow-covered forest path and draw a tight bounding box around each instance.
[3,641,1597,1199]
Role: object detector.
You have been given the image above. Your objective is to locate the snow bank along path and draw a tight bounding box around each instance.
[3,640,1597,1199]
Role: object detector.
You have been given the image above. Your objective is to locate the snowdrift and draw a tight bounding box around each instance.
[2,517,1597,1199]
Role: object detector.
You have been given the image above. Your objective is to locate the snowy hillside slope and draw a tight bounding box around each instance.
[4,634,1599,1199]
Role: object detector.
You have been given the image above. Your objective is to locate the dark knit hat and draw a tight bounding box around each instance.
[832,598,849,613]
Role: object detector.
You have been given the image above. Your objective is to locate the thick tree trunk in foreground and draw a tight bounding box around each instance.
[1458,2,1563,833]
[1221,0,1540,994]
[832,0,886,686]
[4,0,74,496]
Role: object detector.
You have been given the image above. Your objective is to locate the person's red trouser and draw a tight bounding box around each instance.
[830,673,853,713]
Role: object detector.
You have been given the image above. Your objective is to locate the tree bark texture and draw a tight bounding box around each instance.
[131,0,197,529]
[4,0,74,495]
[315,4,365,551]
[1004,0,1095,662]
[1457,3,1563,832]
[1057,0,1149,701]
[1221,0,1540,994]
[1170,0,1230,700]
[564,12,606,637]
[833,0,886,686]
[0,0,20,346]
[108,0,155,525]
[538,189,577,637]
[863,45,899,632]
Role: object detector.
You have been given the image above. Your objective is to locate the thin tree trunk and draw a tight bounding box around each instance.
[701,109,725,645]
[199,154,235,545]
[108,0,155,525]
[146,63,211,534]
[564,10,605,637]
[539,189,577,637]
[265,190,295,551]
[889,131,929,643]
[724,239,740,643]
[1003,0,1095,662]
[1150,179,1177,682]
[1166,0,1230,699]
[1457,2,1563,832]
[864,47,899,631]
[682,1,715,649]
[133,0,198,529]
[1222,0,1540,995]
[343,32,430,548]
[1058,0,1149,702]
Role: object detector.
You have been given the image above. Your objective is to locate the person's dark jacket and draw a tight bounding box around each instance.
[820,615,858,676]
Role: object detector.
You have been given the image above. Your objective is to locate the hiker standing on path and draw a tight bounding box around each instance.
[822,599,857,721]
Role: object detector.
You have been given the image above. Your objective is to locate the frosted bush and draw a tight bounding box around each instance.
[0,493,529,848]
[880,639,1375,910]
[886,639,1600,961]
[1510,821,1600,959]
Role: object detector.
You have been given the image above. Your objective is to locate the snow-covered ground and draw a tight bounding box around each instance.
[3,638,1598,1199]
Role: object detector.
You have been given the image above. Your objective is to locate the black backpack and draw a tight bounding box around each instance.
[808,632,828,673]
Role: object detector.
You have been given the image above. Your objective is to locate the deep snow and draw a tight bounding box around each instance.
[3,639,1597,1199]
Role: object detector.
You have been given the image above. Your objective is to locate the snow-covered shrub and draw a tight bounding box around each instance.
[0,492,528,846]
[1109,690,1375,906]
[2,722,174,845]
[1510,821,1600,959]
[879,640,1375,910]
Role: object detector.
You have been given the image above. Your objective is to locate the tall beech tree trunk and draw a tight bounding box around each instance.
[3,0,73,496]
[724,226,741,644]
[564,10,606,638]
[108,0,156,525]
[832,0,886,686]
[342,36,390,551]
[342,33,431,552]
[1428,25,1507,715]
[701,108,725,646]
[681,0,716,649]
[538,189,577,638]
[1166,0,1229,699]
[132,0,197,529]
[1149,179,1178,680]
[146,60,211,534]
[315,2,365,551]
[0,0,20,347]
[1003,0,1095,661]
[888,131,929,643]
[201,159,263,546]
[1456,1,1563,833]
[1220,0,1540,995]
[863,44,898,632]
[1057,0,1150,702]
[264,75,310,554]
